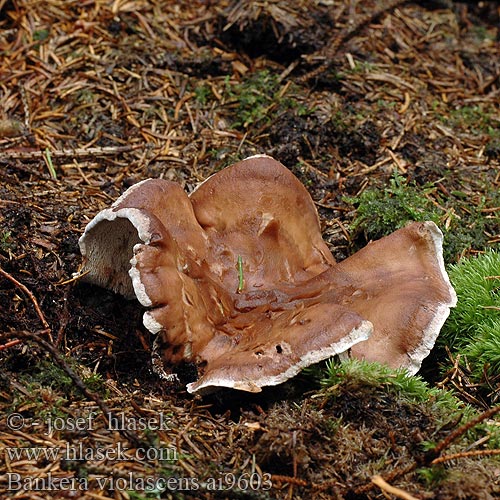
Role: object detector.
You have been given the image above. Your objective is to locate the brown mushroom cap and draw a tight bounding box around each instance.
[188,305,371,393]
[190,154,334,290]
[79,155,456,394]
[319,221,457,373]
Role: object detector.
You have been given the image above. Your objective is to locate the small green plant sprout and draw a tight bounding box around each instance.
[0,230,12,251]
[43,147,57,180]
[237,255,244,293]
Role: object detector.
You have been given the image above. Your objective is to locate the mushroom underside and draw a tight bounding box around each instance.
[79,156,457,394]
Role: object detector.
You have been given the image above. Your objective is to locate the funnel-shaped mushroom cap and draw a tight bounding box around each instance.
[79,155,456,394]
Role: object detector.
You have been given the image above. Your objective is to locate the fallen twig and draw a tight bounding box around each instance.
[354,463,417,496]
[298,0,410,83]
[0,266,50,331]
[429,404,500,460]
[0,144,142,161]
[371,474,420,500]
[0,330,148,449]
[431,448,500,465]
[270,474,308,487]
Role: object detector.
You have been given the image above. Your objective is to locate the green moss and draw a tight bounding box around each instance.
[418,465,448,488]
[346,171,493,261]
[194,84,212,105]
[225,70,281,128]
[127,486,166,499]
[345,60,377,74]
[485,136,500,158]
[346,170,440,238]
[77,89,96,104]
[320,359,499,449]
[440,251,500,382]
[470,25,497,42]
[439,104,498,137]
[33,29,50,42]
[16,358,109,400]
[20,359,74,392]
[82,372,108,395]
[321,358,468,411]
[223,70,310,130]
[442,250,500,346]
[463,320,500,378]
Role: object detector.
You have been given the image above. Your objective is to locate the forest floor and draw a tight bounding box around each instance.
[0,1,499,499]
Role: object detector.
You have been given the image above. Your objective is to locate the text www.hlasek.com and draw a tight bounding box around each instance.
[5,442,176,462]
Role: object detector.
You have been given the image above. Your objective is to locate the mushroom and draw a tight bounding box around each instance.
[313,220,456,374]
[79,155,456,394]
